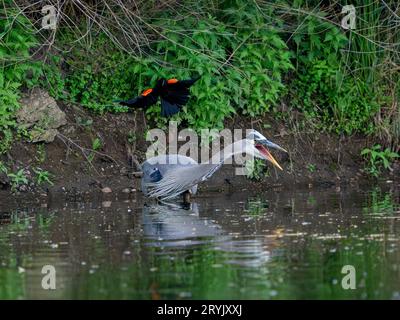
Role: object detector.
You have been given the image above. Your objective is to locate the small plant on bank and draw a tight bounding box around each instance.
[7,169,28,192]
[245,159,268,181]
[128,131,137,145]
[76,117,93,127]
[33,168,54,186]
[361,145,399,177]
[307,164,316,173]
[88,137,102,162]
[92,138,102,151]
[0,161,8,174]
[35,144,46,163]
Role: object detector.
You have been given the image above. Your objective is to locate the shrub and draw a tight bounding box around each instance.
[361,145,399,177]
[291,16,381,134]
[53,4,292,131]
[0,0,41,153]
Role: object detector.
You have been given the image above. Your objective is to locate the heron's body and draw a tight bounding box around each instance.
[141,154,199,196]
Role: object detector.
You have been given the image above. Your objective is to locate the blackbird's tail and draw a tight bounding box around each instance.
[161,99,180,117]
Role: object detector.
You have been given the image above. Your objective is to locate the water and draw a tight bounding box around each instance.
[0,184,399,299]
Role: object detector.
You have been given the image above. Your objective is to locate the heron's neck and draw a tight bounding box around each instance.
[209,139,248,164]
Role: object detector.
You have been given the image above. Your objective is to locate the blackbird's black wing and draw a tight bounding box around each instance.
[118,89,159,109]
[161,99,180,117]
[163,77,200,97]
[174,77,201,88]
[159,77,200,116]
[117,76,199,117]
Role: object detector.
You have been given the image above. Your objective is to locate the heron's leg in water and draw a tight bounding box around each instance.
[182,191,191,204]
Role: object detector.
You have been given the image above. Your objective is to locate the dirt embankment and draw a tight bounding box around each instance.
[0,101,399,199]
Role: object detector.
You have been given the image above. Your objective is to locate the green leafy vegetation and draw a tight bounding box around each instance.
[0,0,398,178]
[361,145,399,177]
[0,0,41,153]
[88,137,102,162]
[127,131,137,145]
[92,138,102,151]
[33,168,54,186]
[7,168,28,192]
[53,8,292,130]
[0,161,7,174]
[307,163,316,173]
[291,15,381,134]
[245,158,268,181]
[39,0,396,139]
[76,117,93,127]
[1,161,54,190]
[35,144,46,164]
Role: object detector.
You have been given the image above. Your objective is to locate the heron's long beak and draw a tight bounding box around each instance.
[257,139,287,171]
[261,139,288,153]
[258,145,283,170]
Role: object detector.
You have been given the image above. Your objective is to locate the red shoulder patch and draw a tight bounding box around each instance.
[167,78,178,84]
[141,88,153,96]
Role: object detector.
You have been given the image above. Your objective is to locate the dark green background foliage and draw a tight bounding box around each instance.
[291,16,381,134]
[49,3,293,130]
[1,0,399,150]
[0,0,42,152]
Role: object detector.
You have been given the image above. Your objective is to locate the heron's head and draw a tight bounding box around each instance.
[246,129,287,170]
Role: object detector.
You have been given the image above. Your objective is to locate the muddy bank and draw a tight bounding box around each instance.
[1,102,399,199]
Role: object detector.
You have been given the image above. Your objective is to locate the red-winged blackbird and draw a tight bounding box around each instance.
[116,76,200,117]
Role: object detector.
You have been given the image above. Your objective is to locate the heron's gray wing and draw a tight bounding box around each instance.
[144,154,198,167]
[141,155,199,196]
[146,163,222,200]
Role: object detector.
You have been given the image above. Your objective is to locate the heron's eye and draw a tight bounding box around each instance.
[153,167,158,171]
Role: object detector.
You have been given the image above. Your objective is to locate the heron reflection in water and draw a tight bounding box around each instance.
[142,201,284,267]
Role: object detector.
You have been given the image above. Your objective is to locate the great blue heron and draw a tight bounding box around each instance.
[141,130,287,201]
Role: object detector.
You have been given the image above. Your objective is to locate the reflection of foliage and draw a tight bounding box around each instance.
[307,195,316,206]
[273,237,393,299]
[1,189,400,299]
[36,213,55,230]
[0,209,56,299]
[244,197,269,217]
[7,211,47,231]
[0,256,25,299]
[68,221,400,300]
[363,188,399,216]
[0,210,55,236]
